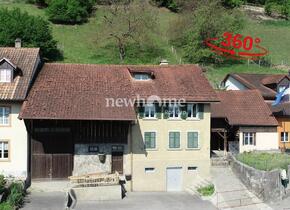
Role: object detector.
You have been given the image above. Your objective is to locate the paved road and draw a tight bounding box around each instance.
[22,191,217,210]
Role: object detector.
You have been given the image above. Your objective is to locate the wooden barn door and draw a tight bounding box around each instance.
[31,133,73,180]
[111,152,123,174]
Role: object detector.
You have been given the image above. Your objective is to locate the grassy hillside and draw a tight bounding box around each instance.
[0,1,289,83]
[0,2,180,64]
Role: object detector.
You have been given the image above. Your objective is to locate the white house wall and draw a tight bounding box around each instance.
[0,103,27,179]
[225,76,247,90]
[239,131,279,153]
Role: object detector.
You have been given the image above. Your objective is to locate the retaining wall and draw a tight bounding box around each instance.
[229,154,288,202]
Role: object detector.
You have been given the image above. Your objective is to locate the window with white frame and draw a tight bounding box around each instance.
[0,69,12,83]
[0,141,9,160]
[281,132,289,142]
[169,104,180,119]
[144,132,156,149]
[187,104,198,118]
[169,132,180,149]
[144,104,156,118]
[0,107,10,125]
[187,132,199,148]
[243,132,255,145]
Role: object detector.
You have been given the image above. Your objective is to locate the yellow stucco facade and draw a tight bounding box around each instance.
[127,104,211,191]
[277,117,290,150]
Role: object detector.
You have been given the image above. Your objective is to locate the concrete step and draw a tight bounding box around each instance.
[211,158,229,167]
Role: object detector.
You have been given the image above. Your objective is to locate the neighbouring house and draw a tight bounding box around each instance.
[0,46,41,179]
[222,73,290,151]
[211,90,278,154]
[19,63,218,192]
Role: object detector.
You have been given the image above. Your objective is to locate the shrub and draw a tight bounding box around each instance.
[0,202,13,210]
[46,0,96,24]
[7,183,25,208]
[0,8,60,60]
[0,175,6,194]
[151,0,181,12]
[197,184,215,196]
[222,0,244,8]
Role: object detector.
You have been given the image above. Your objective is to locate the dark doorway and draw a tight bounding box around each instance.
[111,152,123,174]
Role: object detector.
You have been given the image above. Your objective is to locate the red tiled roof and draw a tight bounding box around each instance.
[0,47,40,100]
[211,90,277,126]
[20,64,218,120]
[223,73,288,100]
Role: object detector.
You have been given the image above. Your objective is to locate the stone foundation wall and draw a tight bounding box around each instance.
[229,154,286,202]
[73,144,127,176]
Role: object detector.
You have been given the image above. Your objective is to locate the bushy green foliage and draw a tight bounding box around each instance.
[7,183,25,208]
[0,8,59,60]
[265,0,290,19]
[171,0,245,64]
[222,0,244,8]
[197,184,215,196]
[0,202,13,210]
[0,175,6,194]
[151,0,181,12]
[46,0,96,24]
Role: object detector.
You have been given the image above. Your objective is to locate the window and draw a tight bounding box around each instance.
[134,73,150,80]
[0,141,9,160]
[188,166,197,171]
[243,132,255,145]
[144,132,156,149]
[187,132,199,149]
[0,107,10,126]
[187,104,198,118]
[281,132,289,142]
[145,167,155,173]
[169,132,180,149]
[169,104,180,119]
[144,104,156,118]
[0,69,12,83]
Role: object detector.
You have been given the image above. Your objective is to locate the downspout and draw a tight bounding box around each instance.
[130,121,134,192]
[25,119,33,189]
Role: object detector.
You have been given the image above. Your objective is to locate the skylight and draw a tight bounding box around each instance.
[133,73,151,81]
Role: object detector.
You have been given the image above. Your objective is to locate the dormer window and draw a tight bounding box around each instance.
[133,73,151,81]
[0,69,12,83]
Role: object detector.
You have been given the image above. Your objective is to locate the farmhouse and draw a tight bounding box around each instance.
[223,73,290,151]
[19,63,218,191]
[211,90,278,154]
[0,46,41,178]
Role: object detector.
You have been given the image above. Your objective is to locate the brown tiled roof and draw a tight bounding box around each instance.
[20,64,218,120]
[0,48,40,101]
[211,90,277,126]
[223,73,288,100]
[268,102,290,117]
[128,65,218,102]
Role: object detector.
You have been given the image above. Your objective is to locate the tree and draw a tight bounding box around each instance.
[170,0,245,64]
[46,0,88,24]
[0,8,59,60]
[101,0,158,61]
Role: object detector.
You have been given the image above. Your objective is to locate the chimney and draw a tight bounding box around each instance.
[160,59,169,66]
[15,38,21,48]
